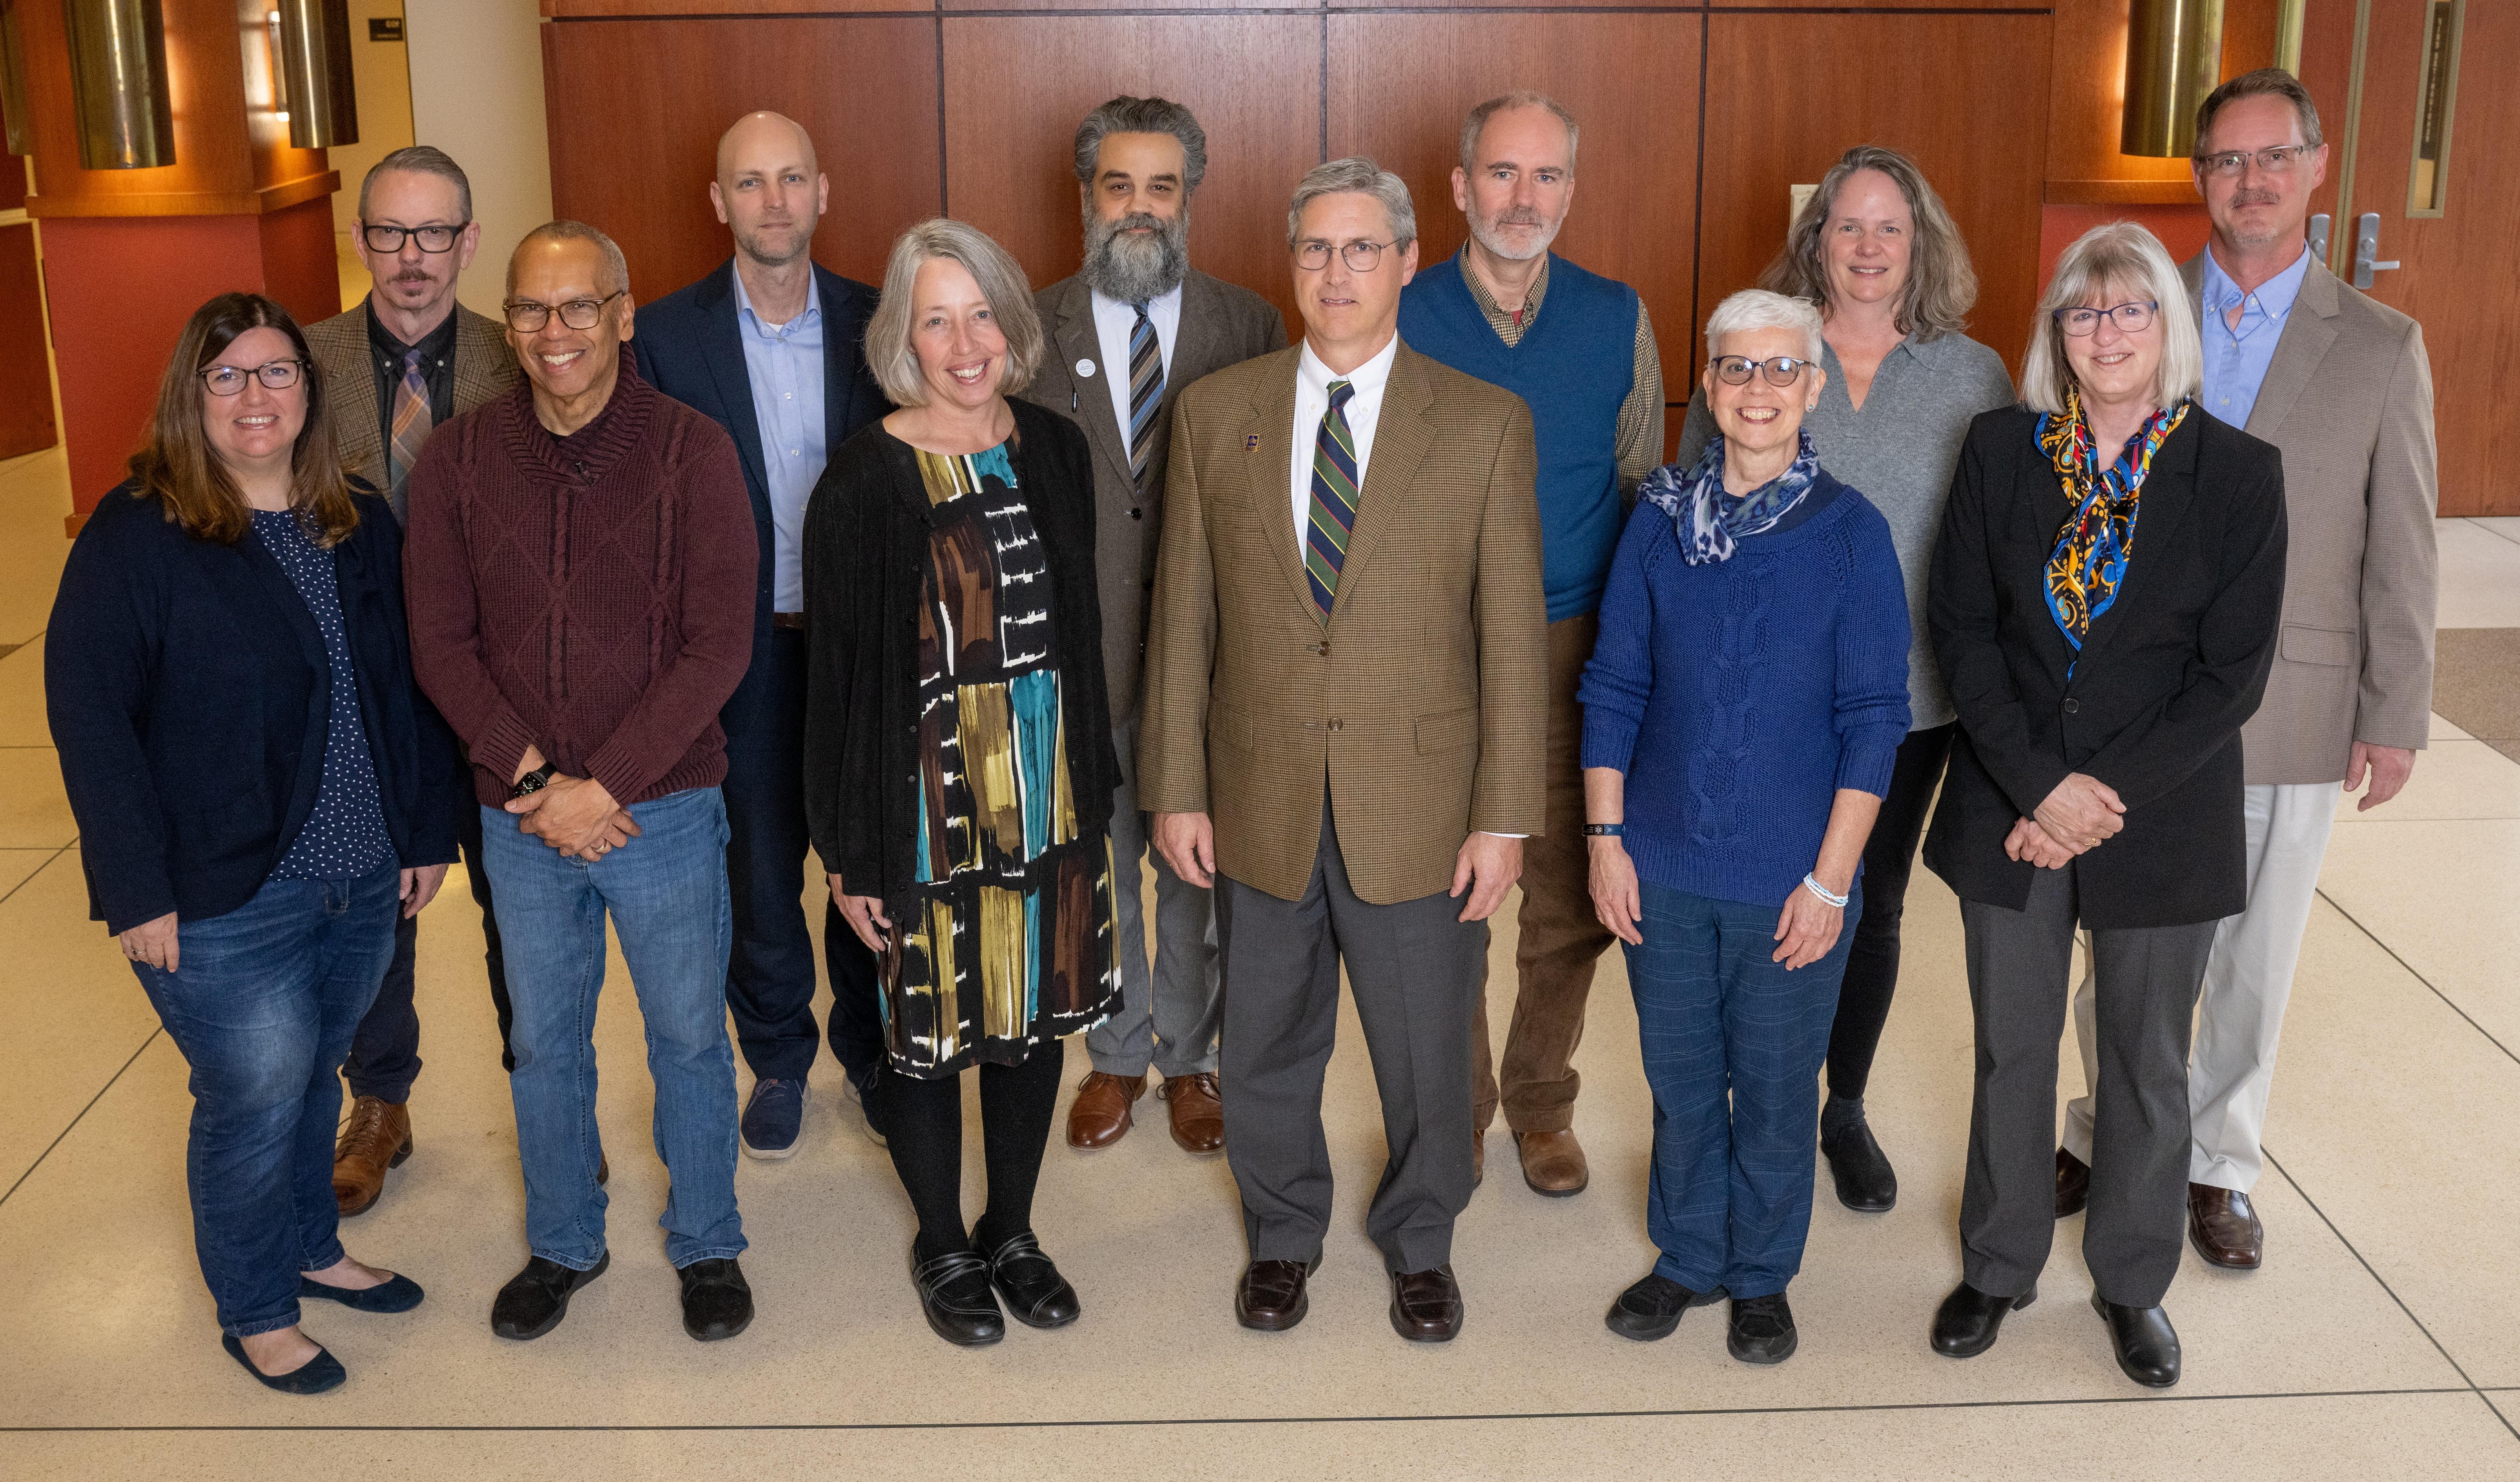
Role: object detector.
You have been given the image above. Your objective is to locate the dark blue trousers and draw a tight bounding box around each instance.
[343,790,513,1101]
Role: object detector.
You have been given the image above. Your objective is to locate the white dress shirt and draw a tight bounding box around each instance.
[1288,330,1400,561]
[1089,282,1183,450]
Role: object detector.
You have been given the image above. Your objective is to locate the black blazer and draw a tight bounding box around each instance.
[1922,407,2288,929]
[801,401,1120,905]
[47,484,465,934]
[632,259,888,747]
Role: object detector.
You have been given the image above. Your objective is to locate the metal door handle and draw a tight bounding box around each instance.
[2353,213,2401,290]
[2308,213,2330,263]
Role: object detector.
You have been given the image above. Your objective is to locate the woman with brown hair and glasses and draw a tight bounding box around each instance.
[46,292,465,1394]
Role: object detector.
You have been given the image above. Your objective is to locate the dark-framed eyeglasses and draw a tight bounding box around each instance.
[2055,300,2158,337]
[503,290,626,333]
[2194,145,2311,178]
[361,222,469,254]
[1712,355,1813,388]
[199,359,307,396]
[1294,239,1393,272]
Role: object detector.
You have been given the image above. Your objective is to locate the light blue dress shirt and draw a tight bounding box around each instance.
[2198,242,2311,431]
[731,268,826,614]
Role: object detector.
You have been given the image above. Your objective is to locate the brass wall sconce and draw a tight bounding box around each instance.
[2122,0,2227,158]
[270,0,357,149]
[66,0,177,169]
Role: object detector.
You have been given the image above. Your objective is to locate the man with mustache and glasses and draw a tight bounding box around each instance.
[1399,92,1665,1199]
[633,113,892,1162]
[1019,96,1287,1158]
[304,146,523,1220]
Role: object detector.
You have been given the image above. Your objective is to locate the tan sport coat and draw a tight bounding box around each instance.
[1138,340,1547,905]
[304,298,518,513]
[2180,253,2438,785]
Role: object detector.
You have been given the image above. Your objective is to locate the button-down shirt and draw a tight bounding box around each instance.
[367,304,459,486]
[1089,281,1183,450]
[1289,331,1399,556]
[2199,241,2311,431]
[731,267,826,614]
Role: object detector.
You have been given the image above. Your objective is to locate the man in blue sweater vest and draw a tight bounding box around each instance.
[1398,92,1665,1197]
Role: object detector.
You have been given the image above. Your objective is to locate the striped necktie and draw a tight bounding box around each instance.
[1128,301,1163,490]
[1304,379,1359,622]
[388,347,432,505]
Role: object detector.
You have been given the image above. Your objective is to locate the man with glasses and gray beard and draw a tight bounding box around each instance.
[1020,96,1287,1158]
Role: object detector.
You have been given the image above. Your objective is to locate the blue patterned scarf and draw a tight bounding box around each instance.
[1637,430,1822,565]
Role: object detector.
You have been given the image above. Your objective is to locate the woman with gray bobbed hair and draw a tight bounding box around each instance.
[1922,221,2283,1387]
[802,219,1120,1348]
[1582,288,1911,1364]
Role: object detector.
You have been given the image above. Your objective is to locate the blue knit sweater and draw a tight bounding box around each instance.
[1579,470,1912,909]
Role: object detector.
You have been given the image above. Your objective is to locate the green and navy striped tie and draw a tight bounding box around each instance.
[1304,379,1359,621]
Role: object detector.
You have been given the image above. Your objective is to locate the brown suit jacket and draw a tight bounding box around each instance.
[1138,340,1547,905]
[305,298,519,515]
[1018,269,1288,729]
[2180,253,2438,784]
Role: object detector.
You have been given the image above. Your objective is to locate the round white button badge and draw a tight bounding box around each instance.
[1076,358,1097,379]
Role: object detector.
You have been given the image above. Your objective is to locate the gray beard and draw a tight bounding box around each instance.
[1468,211,1559,263]
[1081,207,1190,303]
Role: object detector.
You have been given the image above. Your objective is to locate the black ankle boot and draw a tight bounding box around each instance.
[1820,1120,1898,1213]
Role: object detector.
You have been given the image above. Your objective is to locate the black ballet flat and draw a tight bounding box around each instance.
[298,1272,425,1313]
[221,1333,346,1395]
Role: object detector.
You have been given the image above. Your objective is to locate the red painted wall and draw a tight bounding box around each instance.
[2037,202,2215,298]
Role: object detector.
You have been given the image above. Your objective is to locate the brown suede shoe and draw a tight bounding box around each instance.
[333,1096,412,1218]
[2054,1146,2091,1219]
[2188,1183,2263,1269]
[1389,1265,1463,1342]
[1156,1072,1225,1154]
[1515,1128,1589,1197]
[1065,1071,1147,1150]
[1235,1256,1319,1331]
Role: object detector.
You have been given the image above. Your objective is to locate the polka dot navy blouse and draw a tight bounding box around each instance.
[252,509,396,881]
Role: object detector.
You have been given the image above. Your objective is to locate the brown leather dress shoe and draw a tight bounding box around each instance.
[1389,1265,1463,1342]
[2054,1146,2091,1219]
[1236,1256,1319,1331]
[1065,1071,1147,1150]
[2188,1183,2263,1269]
[1515,1128,1589,1196]
[1472,1128,1486,1188]
[333,1097,412,1218]
[1156,1072,1225,1154]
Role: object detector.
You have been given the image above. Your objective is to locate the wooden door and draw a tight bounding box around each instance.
[0,163,58,462]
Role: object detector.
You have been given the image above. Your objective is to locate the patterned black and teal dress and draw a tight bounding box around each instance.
[881,441,1120,1077]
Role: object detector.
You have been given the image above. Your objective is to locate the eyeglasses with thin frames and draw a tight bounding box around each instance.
[199,360,306,396]
[1712,355,1812,388]
[361,222,469,254]
[2054,300,2158,337]
[503,290,627,333]
[1293,240,1393,272]
[2194,145,2312,178]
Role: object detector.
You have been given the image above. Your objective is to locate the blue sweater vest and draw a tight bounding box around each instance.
[1399,252,1639,621]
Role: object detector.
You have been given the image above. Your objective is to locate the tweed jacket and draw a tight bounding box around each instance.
[1019,269,1288,728]
[1138,340,1548,906]
[304,298,518,513]
[2181,252,2437,784]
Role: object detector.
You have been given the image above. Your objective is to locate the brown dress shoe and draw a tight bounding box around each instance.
[1156,1072,1225,1154]
[1472,1128,1486,1188]
[332,1096,412,1218]
[1389,1265,1463,1342]
[2054,1146,2091,1218]
[2188,1183,2263,1269]
[1236,1257,1318,1331]
[1065,1071,1147,1150]
[1515,1128,1589,1196]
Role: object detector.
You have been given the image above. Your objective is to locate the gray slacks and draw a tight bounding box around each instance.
[1215,796,1483,1274]
[1959,861,2215,1309]
[1089,717,1222,1079]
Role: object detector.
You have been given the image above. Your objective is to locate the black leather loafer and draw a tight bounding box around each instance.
[298,1272,424,1313]
[910,1246,1005,1347]
[678,1257,753,1341]
[985,1230,1080,1329]
[2092,1294,2181,1387]
[1604,1272,1719,1342]
[1727,1292,1798,1364]
[490,1251,608,1340]
[1932,1280,2036,1358]
[221,1333,346,1395]
[1820,1121,1898,1213]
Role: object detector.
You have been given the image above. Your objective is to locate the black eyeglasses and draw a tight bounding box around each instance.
[2055,300,2158,337]
[199,360,306,396]
[361,222,469,254]
[2194,145,2312,178]
[503,291,626,333]
[1712,355,1813,388]
[1294,240,1393,272]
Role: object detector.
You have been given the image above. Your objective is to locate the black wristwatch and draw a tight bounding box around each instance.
[510,763,558,799]
[1582,823,1625,837]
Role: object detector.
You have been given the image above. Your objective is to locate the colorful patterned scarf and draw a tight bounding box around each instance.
[1638,428,1822,566]
[2038,387,2190,669]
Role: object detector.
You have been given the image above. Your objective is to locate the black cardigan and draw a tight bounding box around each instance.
[802,400,1120,904]
[47,482,465,934]
[1921,407,2288,930]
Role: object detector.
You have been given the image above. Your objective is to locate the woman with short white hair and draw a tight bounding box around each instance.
[1581,287,1911,1364]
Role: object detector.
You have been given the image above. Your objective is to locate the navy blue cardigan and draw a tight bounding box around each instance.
[47,483,465,934]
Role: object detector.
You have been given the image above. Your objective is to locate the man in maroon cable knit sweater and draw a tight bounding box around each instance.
[404,222,761,1346]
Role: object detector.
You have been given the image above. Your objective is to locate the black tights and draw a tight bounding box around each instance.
[881,1046,1066,1262]
[1828,722,1956,1103]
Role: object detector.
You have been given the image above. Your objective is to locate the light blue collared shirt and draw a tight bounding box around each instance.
[2198,241,2311,432]
[731,268,826,614]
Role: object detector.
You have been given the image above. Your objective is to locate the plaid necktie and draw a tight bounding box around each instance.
[388,347,432,504]
[1304,379,1359,621]
[1128,301,1163,490]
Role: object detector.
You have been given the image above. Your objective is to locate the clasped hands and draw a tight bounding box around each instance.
[505,746,640,861]
[2005,771,2125,870]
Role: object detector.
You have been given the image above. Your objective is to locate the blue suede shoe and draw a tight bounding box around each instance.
[741,1078,805,1160]
[299,1272,425,1313]
[843,1067,888,1147]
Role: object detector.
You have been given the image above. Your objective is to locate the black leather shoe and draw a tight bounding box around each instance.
[1932,1280,2036,1358]
[298,1271,424,1313]
[1820,1121,1898,1213]
[2055,1146,2091,1218]
[1726,1292,1798,1364]
[1389,1265,1463,1342]
[677,1257,753,1341]
[984,1230,1079,1329]
[2091,1294,2181,1387]
[221,1334,346,1395]
[1605,1272,1705,1342]
[491,1251,608,1340]
[1236,1255,1321,1332]
[909,1246,1005,1347]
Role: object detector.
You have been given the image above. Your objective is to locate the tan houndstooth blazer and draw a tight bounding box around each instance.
[1137,340,1548,905]
[305,298,518,514]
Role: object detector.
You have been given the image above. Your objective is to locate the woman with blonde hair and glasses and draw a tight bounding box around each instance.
[1922,222,2285,1387]
[1676,146,2016,1214]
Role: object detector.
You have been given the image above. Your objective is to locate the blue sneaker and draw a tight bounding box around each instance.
[740,1078,805,1160]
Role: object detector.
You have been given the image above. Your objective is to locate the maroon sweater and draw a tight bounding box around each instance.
[403,364,757,808]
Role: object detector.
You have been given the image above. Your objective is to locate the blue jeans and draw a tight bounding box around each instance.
[130,865,401,1336]
[1624,879,1859,1299]
[482,787,745,1270]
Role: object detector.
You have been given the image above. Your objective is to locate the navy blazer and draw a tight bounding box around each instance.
[633,259,887,746]
[47,483,465,934]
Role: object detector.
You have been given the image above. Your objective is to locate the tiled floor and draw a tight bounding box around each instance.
[4,448,2518,1479]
